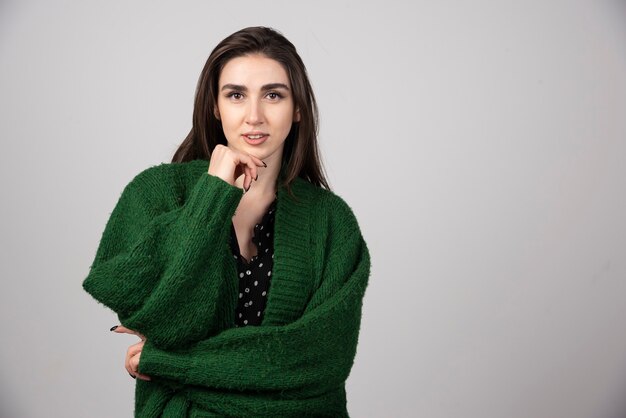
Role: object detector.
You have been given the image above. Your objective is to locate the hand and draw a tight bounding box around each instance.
[208,144,266,191]
[111,325,151,381]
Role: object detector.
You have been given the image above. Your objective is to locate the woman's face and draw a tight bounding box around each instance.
[216,54,300,165]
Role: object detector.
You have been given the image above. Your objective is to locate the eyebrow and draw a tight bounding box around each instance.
[221,83,290,92]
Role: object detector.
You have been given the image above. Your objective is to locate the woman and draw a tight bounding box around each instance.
[83,26,371,417]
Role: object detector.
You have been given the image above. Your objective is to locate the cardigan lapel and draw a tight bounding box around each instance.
[263,176,315,326]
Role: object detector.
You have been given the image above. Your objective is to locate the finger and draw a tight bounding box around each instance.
[135,372,151,381]
[242,154,264,184]
[125,346,134,376]
[129,352,151,381]
[112,325,146,341]
[241,155,258,185]
[248,154,266,167]
[248,157,259,181]
[129,352,140,373]
[126,341,144,376]
[231,150,245,173]
[112,325,135,335]
[125,350,132,377]
[243,165,252,191]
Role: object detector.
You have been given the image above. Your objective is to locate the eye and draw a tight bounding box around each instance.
[227,92,243,100]
[266,91,283,100]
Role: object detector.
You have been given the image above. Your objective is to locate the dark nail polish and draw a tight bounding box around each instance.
[245,183,251,192]
[129,372,136,379]
[110,325,118,331]
[255,174,258,181]
[262,161,267,167]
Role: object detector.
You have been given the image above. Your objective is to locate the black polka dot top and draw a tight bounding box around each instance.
[229,196,277,327]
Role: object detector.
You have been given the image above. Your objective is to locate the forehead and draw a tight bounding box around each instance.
[219,54,290,87]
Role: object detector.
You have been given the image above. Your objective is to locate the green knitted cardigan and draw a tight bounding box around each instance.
[82,159,371,417]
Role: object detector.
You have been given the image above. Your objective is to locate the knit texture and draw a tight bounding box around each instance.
[82,159,371,417]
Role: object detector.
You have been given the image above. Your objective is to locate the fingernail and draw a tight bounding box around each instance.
[245,183,251,192]
[255,174,258,181]
[110,325,118,331]
[129,372,136,379]
[262,161,267,167]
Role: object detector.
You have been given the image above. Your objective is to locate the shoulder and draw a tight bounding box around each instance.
[122,159,209,210]
[128,159,207,189]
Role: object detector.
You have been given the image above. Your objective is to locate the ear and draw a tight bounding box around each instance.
[294,107,301,122]
[214,107,220,120]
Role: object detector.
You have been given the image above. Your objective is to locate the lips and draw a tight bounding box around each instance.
[243,134,269,145]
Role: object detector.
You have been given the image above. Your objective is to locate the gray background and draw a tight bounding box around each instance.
[1,1,625,417]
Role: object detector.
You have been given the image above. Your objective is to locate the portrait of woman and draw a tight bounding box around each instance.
[82,26,371,417]
[4,1,626,417]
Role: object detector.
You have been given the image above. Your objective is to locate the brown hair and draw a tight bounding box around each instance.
[172,26,331,195]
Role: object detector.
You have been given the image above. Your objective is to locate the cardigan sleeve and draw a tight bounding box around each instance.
[137,197,372,394]
[82,167,243,349]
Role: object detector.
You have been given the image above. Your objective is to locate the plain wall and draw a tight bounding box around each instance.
[1,1,625,417]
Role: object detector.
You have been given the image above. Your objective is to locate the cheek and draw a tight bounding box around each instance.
[219,109,241,129]
[218,114,239,141]
[272,108,295,129]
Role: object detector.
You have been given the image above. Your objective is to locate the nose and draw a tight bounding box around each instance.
[246,100,264,125]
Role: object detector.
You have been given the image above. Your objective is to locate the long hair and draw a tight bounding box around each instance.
[172,26,331,194]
